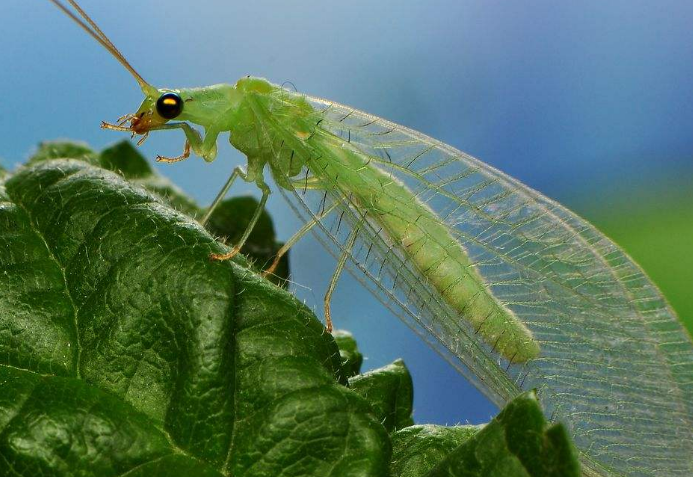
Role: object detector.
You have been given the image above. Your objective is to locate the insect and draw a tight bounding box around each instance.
[46,1,693,476]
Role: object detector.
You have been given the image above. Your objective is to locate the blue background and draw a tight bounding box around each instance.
[2,0,692,425]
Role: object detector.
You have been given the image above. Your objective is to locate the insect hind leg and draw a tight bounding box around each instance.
[323,220,362,332]
[262,201,341,279]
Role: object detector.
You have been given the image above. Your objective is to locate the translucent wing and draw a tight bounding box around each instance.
[274,94,693,476]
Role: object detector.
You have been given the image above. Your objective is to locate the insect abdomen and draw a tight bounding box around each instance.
[308,136,540,363]
[373,185,540,363]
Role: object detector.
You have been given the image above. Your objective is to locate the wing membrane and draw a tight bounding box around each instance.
[275,94,693,476]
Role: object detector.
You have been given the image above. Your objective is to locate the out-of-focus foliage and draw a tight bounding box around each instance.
[578,181,693,336]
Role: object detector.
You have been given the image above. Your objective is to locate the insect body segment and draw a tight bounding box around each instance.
[306,144,540,362]
[307,125,539,362]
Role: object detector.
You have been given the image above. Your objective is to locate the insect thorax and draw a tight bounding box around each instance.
[229,77,323,189]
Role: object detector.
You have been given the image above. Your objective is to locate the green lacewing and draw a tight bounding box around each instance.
[45,1,693,476]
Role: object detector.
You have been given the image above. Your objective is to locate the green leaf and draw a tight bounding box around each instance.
[27,140,99,166]
[391,425,481,477]
[0,366,223,477]
[423,391,581,477]
[204,196,290,287]
[0,159,390,476]
[349,359,414,433]
[98,140,155,179]
[0,141,583,476]
[332,330,363,378]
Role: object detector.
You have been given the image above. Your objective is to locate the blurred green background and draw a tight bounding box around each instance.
[575,180,692,336]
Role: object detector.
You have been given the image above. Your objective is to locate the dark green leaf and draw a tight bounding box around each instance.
[0,366,223,477]
[28,140,202,218]
[0,159,390,476]
[424,391,581,477]
[99,139,155,179]
[349,359,414,433]
[1,141,584,477]
[38,140,288,284]
[27,139,99,166]
[332,330,363,378]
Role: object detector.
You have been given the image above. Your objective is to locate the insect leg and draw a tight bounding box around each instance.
[323,222,361,332]
[149,122,219,163]
[199,167,245,226]
[209,180,271,262]
[156,140,191,163]
[262,201,341,278]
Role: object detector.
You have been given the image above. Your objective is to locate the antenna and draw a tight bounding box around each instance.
[47,0,153,92]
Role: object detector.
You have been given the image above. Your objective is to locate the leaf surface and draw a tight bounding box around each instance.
[410,391,581,477]
[349,359,414,433]
[0,157,389,476]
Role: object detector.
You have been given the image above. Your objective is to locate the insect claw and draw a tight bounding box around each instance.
[262,260,279,278]
[209,248,240,262]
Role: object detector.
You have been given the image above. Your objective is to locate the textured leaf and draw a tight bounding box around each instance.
[98,140,155,179]
[0,158,390,476]
[425,391,580,477]
[0,366,223,477]
[0,141,584,476]
[99,141,201,217]
[391,425,480,477]
[349,360,414,433]
[27,140,99,166]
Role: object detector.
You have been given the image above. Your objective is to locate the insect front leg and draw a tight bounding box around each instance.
[149,122,220,163]
[156,139,191,163]
[199,166,247,226]
[209,174,272,262]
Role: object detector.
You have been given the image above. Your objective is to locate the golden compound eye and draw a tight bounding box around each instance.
[156,92,183,119]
